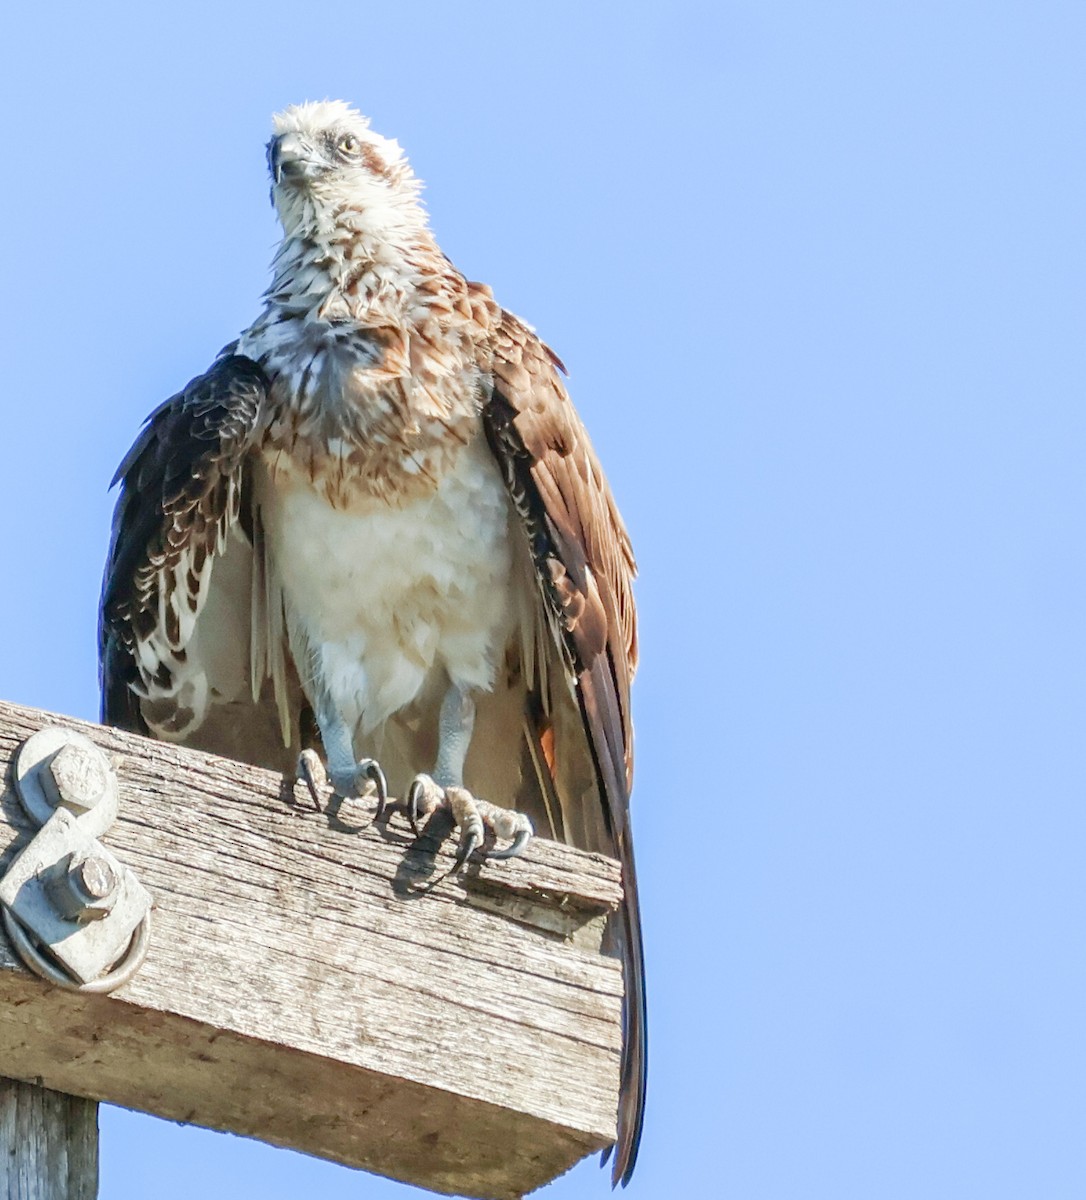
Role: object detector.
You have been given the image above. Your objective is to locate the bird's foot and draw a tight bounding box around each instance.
[406,774,533,870]
[298,748,388,814]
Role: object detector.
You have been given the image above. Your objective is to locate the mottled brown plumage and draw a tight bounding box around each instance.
[100,100,645,1184]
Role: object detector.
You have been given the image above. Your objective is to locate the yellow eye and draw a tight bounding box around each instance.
[336,133,361,157]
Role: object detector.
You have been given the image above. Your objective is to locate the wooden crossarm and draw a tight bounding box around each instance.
[0,699,623,1200]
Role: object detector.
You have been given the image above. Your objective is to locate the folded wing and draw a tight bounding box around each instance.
[482,308,646,1187]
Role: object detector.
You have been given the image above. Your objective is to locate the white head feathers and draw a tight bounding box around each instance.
[267,100,425,244]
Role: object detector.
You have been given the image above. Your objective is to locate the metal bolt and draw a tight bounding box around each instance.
[45,853,120,923]
[41,743,110,816]
[72,856,117,903]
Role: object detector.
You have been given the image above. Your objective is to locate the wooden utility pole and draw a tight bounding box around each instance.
[0,699,625,1200]
[0,1081,96,1199]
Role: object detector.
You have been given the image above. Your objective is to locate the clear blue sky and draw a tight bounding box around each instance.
[2,2,1085,1197]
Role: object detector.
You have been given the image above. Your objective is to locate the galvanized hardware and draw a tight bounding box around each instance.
[44,852,120,923]
[2,727,151,992]
[14,728,119,836]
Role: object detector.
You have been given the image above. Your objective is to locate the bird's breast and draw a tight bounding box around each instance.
[254,434,520,732]
[244,311,485,506]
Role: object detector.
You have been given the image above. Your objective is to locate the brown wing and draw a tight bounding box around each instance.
[99,353,275,747]
[481,305,646,1186]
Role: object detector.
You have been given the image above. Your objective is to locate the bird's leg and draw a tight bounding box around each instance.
[435,680,476,789]
[407,682,533,868]
[297,698,386,814]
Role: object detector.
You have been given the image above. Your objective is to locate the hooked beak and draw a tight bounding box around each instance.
[267,132,322,185]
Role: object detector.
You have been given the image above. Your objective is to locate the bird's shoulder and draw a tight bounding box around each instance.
[471,289,638,682]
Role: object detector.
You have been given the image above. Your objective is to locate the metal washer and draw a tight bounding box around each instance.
[14,727,119,837]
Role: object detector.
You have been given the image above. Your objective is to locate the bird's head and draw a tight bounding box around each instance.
[266,101,425,243]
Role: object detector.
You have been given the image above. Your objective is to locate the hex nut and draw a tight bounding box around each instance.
[46,852,121,923]
[44,743,110,814]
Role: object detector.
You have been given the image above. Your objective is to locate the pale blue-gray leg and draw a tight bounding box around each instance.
[298,699,387,814]
[434,683,475,788]
[407,682,532,868]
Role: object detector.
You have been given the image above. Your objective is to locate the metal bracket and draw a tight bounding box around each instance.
[1,727,151,992]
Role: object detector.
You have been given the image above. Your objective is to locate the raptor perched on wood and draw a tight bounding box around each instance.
[99,100,645,1184]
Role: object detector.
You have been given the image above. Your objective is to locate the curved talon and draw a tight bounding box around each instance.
[407,775,531,869]
[485,827,532,861]
[297,750,327,812]
[448,786,485,871]
[360,759,388,817]
[453,825,483,872]
[406,778,424,837]
[406,774,447,839]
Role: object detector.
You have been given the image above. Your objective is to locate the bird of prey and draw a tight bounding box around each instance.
[99,100,645,1184]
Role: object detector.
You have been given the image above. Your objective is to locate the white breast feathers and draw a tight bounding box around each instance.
[256,434,518,737]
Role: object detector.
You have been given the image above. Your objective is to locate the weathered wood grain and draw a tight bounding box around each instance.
[0,699,624,1200]
[0,1078,97,1200]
